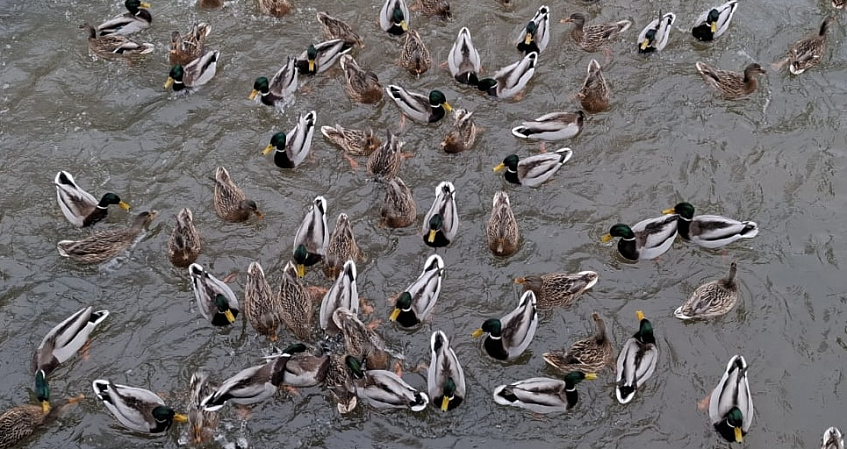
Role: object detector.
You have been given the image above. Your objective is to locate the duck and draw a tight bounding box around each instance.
[616,310,658,404]
[441,108,478,153]
[779,17,834,75]
[561,13,632,52]
[578,59,609,113]
[92,379,187,433]
[250,56,298,107]
[57,211,157,264]
[419,0,451,18]
[493,147,573,187]
[514,271,598,309]
[422,181,458,248]
[708,355,754,443]
[835,0,847,8]
[332,307,391,371]
[380,176,417,228]
[447,27,481,85]
[317,11,363,48]
[662,202,759,248]
[390,254,445,327]
[400,30,431,76]
[386,85,452,123]
[380,0,410,36]
[167,208,201,267]
[486,191,519,257]
[276,261,313,342]
[262,110,317,169]
[321,124,381,161]
[367,130,404,179]
[339,55,382,104]
[493,371,596,414]
[601,214,678,261]
[323,354,358,413]
[293,196,329,277]
[692,1,738,41]
[428,331,466,411]
[695,62,766,100]
[212,166,263,222]
[257,0,291,16]
[822,427,844,449]
[473,290,538,361]
[170,22,211,66]
[187,372,217,445]
[475,52,538,99]
[54,171,130,228]
[0,372,55,448]
[543,312,614,374]
[164,50,220,92]
[638,12,675,53]
[320,260,359,335]
[243,261,281,341]
[345,356,429,411]
[272,343,330,388]
[188,263,240,326]
[295,40,353,76]
[32,306,109,377]
[95,0,152,37]
[516,5,550,55]
[324,213,365,279]
[81,24,154,59]
[511,111,584,141]
[674,262,739,320]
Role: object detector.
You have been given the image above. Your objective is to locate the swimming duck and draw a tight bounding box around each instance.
[0,372,54,448]
[511,111,584,141]
[296,40,353,76]
[380,176,417,228]
[324,213,364,279]
[92,379,187,433]
[270,343,330,388]
[54,171,130,228]
[674,262,739,320]
[662,202,759,248]
[476,52,538,99]
[32,306,109,376]
[578,59,609,113]
[320,260,359,335]
[96,0,152,37]
[516,5,550,55]
[473,290,538,361]
[243,261,281,341]
[81,24,154,59]
[419,0,451,18]
[493,147,573,187]
[380,0,410,35]
[170,23,211,66]
[317,11,363,48]
[389,254,445,327]
[386,85,452,123]
[262,110,317,169]
[486,191,519,257]
[400,30,431,76]
[779,16,834,75]
[561,13,632,52]
[187,372,217,445]
[493,371,596,414]
[422,181,458,248]
[188,263,240,326]
[258,0,291,16]
[543,312,614,374]
[213,166,263,222]
[601,214,678,261]
[692,1,738,41]
[822,427,844,449]
[616,310,658,404]
[441,108,478,153]
[333,307,391,370]
[277,261,313,342]
[164,50,219,92]
[321,124,381,159]
[167,208,201,267]
[367,130,404,179]
[695,62,766,100]
[293,196,329,277]
[428,331,466,411]
[515,271,598,309]
[708,355,754,443]
[250,56,298,107]
[638,12,675,53]
[57,211,157,264]
[447,27,481,85]
[345,356,429,411]
[339,55,382,104]
[323,354,358,413]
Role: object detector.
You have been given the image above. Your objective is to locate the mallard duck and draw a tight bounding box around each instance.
[96,0,152,37]
[486,191,519,257]
[476,52,538,99]
[277,261,313,342]
[390,254,444,327]
[320,260,359,335]
[32,306,109,377]
[822,427,844,449]
[472,290,538,361]
[212,166,262,222]
[293,196,329,278]
[187,372,217,445]
[428,331,465,411]
[250,56,298,107]
[317,12,363,48]
[638,12,675,53]
[57,211,157,264]
[164,50,220,92]
[270,343,331,387]
[188,263,240,326]
[448,27,481,85]
[170,23,211,66]
[400,30,431,76]
[543,312,614,374]
[0,371,53,448]
[616,311,658,404]
[380,176,417,228]
[258,0,291,16]
[779,17,834,75]
[662,202,759,248]
[515,271,598,309]
[168,208,201,267]
[345,356,429,411]
[321,124,381,158]
[692,1,738,41]
[339,55,382,104]
[695,62,766,100]
[422,181,458,248]
[367,130,404,179]
[674,262,739,320]
[516,5,550,55]
[332,307,391,370]
[386,85,452,123]
[601,214,678,261]
[262,110,317,168]
[561,13,631,52]
[493,147,573,187]
[578,59,609,113]
[511,111,584,141]
[324,354,358,413]
[81,24,154,59]
[419,0,451,18]
[92,380,187,433]
[493,371,596,414]
[380,0,410,35]
[295,40,353,76]
[708,355,753,443]
[243,261,281,341]
[441,108,479,153]
[54,171,130,228]
[324,213,364,279]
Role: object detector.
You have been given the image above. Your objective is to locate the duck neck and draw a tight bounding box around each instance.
[676,215,691,240]
[564,383,579,409]
[617,237,639,261]
[483,334,509,360]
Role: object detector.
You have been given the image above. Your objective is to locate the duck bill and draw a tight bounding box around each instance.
[164,77,174,89]
[514,277,526,285]
[249,89,259,100]
[262,144,275,155]
[600,233,614,243]
[41,400,51,414]
[296,264,306,278]
[173,413,189,423]
[253,210,264,219]
[224,309,236,323]
[640,40,650,50]
[710,22,717,34]
[661,207,676,214]
[493,163,506,172]
[524,33,532,45]
[389,308,401,321]
[118,201,131,211]
[140,1,152,7]
[400,20,408,31]
[584,373,598,380]
[734,427,743,442]
[471,328,484,338]
[442,102,453,113]
[441,396,450,412]
[636,310,645,321]
[427,229,437,243]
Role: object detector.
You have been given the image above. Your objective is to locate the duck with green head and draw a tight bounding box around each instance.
[516,6,550,55]
[663,202,758,249]
[92,379,188,433]
[0,371,53,449]
[493,371,596,413]
[295,40,353,76]
[189,263,239,326]
[250,56,298,107]
[389,254,444,327]
[616,310,658,404]
[428,331,465,411]
[345,356,429,411]
[421,182,458,248]
[380,0,409,35]
[262,111,316,169]
[292,196,329,277]
[692,0,738,41]
[475,52,537,99]
[472,290,537,361]
[164,50,219,92]
[601,213,678,261]
[96,0,152,37]
[494,148,572,187]
[54,171,130,228]
[386,85,452,123]
[708,355,753,443]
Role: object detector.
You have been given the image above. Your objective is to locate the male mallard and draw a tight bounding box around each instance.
[695,62,766,100]
[823,427,845,449]
[561,13,631,52]
[662,202,759,248]
[164,50,220,92]
[250,56,298,107]
[32,306,109,376]
[367,130,404,179]
[441,108,479,154]
[516,5,550,55]
[486,191,519,257]
[345,356,429,411]
[213,166,262,222]
[339,55,382,104]
[601,214,678,261]
[419,0,451,18]
[81,24,154,59]
[187,372,217,445]
[188,263,240,326]
[293,196,329,277]
[448,27,481,85]
[258,0,291,16]
[511,111,584,141]
[96,0,152,37]
[674,262,739,320]
[380,0,410,35]
[476,52,538,99]
[493,147,573,187]
[578,59,609,113]
[638,12,675,53]
[515,271,598,309]
[168,208,201,267]
[616,310,658,404]
[543,312,614,374]
[422,181,458,248]
[428,331,465,411]
[321,124,381,161]
[380,177,417,228]
[692,1,738,41]
[324,213,364,279]
[57,211,157,264]
[708,355,753,443]
[400,30,431,76]
[473,290,538,361]
[54,171,130,228]
[262,110,317,169]
[92,380,187,433]
[332,307,391,370]
[0,372,54,448]
[778,17,834,75]
[170,23,211,66]
[390,254,444,327]
[243,261,281,341]
[277,261,313,342]
[493,371,596,414]
[317,12,363,48]
[320,260,359,335]
[386,85,452,123]
[296,40,353,76]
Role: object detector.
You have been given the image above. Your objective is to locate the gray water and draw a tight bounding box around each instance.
[1,0,846,447]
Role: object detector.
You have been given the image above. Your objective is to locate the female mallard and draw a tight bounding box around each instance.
[272,343,330,388]
[386,85,452,123]
[778,17,834,75]
[476,52,538,99]
[473,290,538,361]
[493,147,573,187]
[380,0,410,35]
[320,260,359,335]
[823,428,844,449]
[321,124,381,163]
[493,371,596,414]
[296,40,353,76]
[516,5,550,55]
[638,12,675,53]
[81,24,153,59]
[262,110,317,169]
[339,55,382,104]
[561,13,631,52]
[544,312,614,374]
[170,23,211,66]
[389,254,445,327]
[324,213,364,279]
[277,261,313,342]
[92,379,187,433]
[441,108,479,154]
[188,263,240,326]
[515,271,598,309]
[213,166,263,222]
[167,208,201,267]
[293,196,329,277]
[511,111,584,142]
[187,372,217,445]
[419,0,451,18]
[164,50,219,92]
[695,62,766,100]
[96,0,152,37]
[486,191,519,257]
[380,177,417,228]
[345,356,429,411]
[448,27,481,85]
[662,202,759,248]
[616,311,658,404]
[32,307,109,376]
[258,0,291,17]
[0,372,54,448]
[428,331,465,411]
[708,355,753,443]
[692,1,738,41]
[367,130,404,179]
[400,30,431,76]
[250,56,298,107]
[317,12,363,48]
[324,354,358,413]
[578,59,609,113]
[422,181,458,248]
[54,171,130,228]
[57,211,157,264]
[243,261,281,341]
[332,307,391,370]
[674,262,739,320]
[601,214,678,261]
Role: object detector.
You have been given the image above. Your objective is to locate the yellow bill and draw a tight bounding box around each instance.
[441,396,450,412]
[41,400,51,414]
[442,102,453,113]
[600,233,614,243]
[249,89,259,100]
[253,210,264,219]
[173,413,189,423]
[524,33,532,45]
[427,229,437,243]
[389,308,401,321]
[296,264,306,278]
[471,328,484,338]
[661,207,676,214]
[224,309,236,323]
[584,373,598,380]
[118,201,131,211]
[640,40,649,50]
[262,144,275,155]
[164,77,174,89]
[308,59,316,72]
[710,22,717,34]
[734,427,743,442]
[493,163,506,172]
[636,310,645,321]
[400,20,408,31]
[140,2,152,7]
